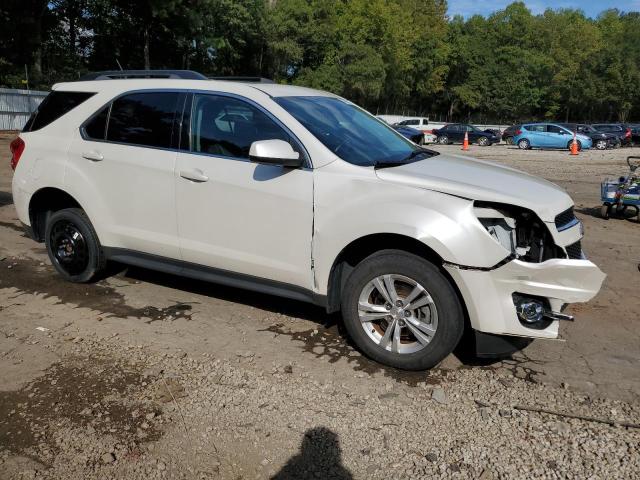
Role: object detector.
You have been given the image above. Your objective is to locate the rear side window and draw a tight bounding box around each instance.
[107,92,180,148]
[525,125,546,132]
[24,91,95,132]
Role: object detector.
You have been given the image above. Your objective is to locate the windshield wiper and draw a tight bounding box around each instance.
[374,149,435,169]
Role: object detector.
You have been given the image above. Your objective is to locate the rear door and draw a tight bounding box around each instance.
[526,124,547,147]
[174,92,313,288]
[448,125,463,142]
[67,91,182,258]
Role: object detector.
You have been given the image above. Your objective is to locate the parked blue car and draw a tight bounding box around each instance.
[512,123,592,151]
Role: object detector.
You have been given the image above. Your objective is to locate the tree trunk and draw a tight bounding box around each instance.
[143,28,151,70]
[69,8,76,60]
[29,1,48,86]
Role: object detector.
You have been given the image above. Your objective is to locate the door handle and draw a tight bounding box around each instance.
[180,169,209,183]
[82,150,104,161]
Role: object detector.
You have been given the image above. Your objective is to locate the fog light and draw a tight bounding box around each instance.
[515,299,544,323]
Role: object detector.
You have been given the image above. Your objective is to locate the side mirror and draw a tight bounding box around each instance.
[249,139,302,168]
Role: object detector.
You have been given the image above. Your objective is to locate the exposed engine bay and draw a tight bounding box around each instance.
[474,202,566,263]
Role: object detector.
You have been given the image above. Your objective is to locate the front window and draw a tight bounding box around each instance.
[274,96,436,167]
[190,94,293,159]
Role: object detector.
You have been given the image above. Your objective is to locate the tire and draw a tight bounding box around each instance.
[477,136,489,146]
[601,204,610,220]
[595,139,607,150]
[518,138,530,150]
[505,137,514,145]
[45,208,107,283]
[341,250,464,370]
[567,140,582,151]
[437,135,449,145]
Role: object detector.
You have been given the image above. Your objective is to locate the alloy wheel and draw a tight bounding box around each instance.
[357,274,438,354]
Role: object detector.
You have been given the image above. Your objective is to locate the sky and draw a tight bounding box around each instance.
[447,0,640,18]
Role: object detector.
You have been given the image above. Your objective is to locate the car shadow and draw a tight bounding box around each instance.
[576,205,638,221]
[0,191,13,207]
[119,265,508,379]
[121,265,330,325]
[270,427,353,480]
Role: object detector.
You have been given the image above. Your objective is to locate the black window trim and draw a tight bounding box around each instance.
[79,88,311,168]
[182,91,311,169]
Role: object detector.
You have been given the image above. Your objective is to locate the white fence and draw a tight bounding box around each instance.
[0,88,48,131]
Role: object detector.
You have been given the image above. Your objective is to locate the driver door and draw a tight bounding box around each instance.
[174,93,314,289]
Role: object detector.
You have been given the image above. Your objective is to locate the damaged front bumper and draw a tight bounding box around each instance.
[445,258,606,339]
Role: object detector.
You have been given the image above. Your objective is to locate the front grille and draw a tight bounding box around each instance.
[555,207,578,231]
[565,240,583,259]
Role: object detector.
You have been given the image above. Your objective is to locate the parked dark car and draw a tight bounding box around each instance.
[391,124,424,145]
[591,123,632,147]
[559,123,618,150]
[432,123,500,146]
[501,124,521,145]
[628,124,640,145]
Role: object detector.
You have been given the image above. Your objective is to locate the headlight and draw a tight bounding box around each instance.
[473,202,562,262]
[474,205,517,255]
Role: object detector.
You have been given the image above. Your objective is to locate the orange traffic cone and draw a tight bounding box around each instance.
[462,131,469,151]
[570,132,579,155]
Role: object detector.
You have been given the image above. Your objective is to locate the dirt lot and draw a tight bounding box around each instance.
[1,132,639,479]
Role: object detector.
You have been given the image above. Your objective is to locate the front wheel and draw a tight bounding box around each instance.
[437,135,449,145]
[595,139,607,150]
[341,251,464,370]
[601,203,611,220]
[477,136,489,146]
[45,208,107,283]
[517,138,530,150]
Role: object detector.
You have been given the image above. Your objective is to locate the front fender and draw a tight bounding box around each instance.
[312,162,510,295]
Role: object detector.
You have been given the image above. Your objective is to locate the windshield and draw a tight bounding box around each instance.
[274,96,436,167]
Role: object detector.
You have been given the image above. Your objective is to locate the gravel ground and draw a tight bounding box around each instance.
[2,330,640,480]
[1,133,640,479]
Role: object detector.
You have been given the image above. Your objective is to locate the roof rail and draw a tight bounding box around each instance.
[210,76,275,84]
[78,70,207,81]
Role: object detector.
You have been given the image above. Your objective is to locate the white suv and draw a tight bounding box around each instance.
[10,70,605,370]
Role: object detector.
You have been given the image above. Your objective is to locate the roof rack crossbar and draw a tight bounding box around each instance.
[79,70,207,81]
[209,76,275,84]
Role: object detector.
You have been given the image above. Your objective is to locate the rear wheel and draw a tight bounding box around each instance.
[45,208,106,283]
[601,203,611,220]
[341,251,464,370]
[595,139,607,150]
[518,138,530,150]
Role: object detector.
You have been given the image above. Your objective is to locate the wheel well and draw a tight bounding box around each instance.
[325,233,444,313]
[29,188,82,242]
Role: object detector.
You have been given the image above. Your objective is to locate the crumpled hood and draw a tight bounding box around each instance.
[375,153,573,222]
